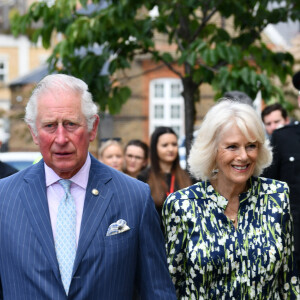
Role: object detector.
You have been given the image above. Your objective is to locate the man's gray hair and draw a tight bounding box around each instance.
[25,74,98,135]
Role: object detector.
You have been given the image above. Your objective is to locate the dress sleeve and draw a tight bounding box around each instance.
[279,183,300,298]
[162,193,189,297]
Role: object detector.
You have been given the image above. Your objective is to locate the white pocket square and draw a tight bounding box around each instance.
[106,219,130,236]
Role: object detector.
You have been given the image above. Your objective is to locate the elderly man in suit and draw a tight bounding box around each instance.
[0,74,176,299]
[263,70,300,275]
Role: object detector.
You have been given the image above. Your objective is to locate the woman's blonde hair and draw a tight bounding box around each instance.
[98,140,123,159]
[188,99,272,180]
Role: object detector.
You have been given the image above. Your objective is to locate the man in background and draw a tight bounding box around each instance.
[263,70,300,275]
[0,74,176,299]
[261,103,290,138]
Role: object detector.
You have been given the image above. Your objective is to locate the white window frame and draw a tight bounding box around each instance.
[149,78,184,138]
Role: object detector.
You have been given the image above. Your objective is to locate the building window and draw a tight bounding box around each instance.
[154,104,164,119]
[171,83,181,98]
[0,58,8,83]
[149,78,184,138]
[171,104,181,119]
[154,83,164,98]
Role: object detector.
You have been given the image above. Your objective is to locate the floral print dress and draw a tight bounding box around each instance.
[162,177,300,299]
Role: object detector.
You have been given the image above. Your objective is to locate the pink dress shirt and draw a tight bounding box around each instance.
[45,154,91,247]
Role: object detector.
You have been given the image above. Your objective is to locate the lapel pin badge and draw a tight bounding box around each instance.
[92,189,99,196]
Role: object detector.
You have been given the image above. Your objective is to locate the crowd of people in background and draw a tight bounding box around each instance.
[97,127,192,227]
[137,127,192,225]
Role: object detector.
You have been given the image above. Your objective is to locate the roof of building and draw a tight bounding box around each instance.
[9,65,49,87]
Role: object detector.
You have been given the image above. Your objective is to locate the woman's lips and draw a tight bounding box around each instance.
[232,164,249,171]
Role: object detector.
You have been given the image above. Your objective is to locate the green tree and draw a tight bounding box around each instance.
[11,0,299,158]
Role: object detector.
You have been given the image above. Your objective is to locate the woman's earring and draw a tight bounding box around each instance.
[212,168,219,174]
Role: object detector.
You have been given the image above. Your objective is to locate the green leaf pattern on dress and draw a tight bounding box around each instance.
[162,177,300,299]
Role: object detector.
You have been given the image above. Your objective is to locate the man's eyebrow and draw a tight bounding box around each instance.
[41,118,81,123]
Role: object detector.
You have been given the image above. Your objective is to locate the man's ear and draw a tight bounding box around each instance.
[28,125,39,145]
[89,115,100,142]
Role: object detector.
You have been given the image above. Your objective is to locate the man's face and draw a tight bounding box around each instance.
[263,110,289,135]
[30,89,99,179]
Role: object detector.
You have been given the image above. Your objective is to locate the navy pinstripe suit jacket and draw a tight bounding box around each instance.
[0,155,176,299]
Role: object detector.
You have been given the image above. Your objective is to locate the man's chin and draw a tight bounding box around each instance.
[52,165,78,179]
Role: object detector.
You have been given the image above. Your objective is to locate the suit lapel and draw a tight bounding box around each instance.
[22,156,114,281]
[22,160,61,282]
[72,156,113,275]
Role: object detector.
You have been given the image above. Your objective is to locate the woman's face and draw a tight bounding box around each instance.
[215,124,259,188]
[157,133,178,164]
[101,144,124,171]
[125,145,147,177]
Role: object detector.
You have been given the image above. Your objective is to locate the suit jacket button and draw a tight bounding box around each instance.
[92,189,99,195]
[289,156,295,162]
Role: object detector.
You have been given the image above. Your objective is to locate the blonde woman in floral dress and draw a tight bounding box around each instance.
[163,100,300,299]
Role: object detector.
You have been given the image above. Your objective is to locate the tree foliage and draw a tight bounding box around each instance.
[11,0,299,156]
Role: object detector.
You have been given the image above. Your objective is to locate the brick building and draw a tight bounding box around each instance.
[0,0,51,151]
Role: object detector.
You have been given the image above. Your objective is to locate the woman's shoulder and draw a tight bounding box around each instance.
[254,176,289,194]
[165,181,206,204]
[253,177,291,214]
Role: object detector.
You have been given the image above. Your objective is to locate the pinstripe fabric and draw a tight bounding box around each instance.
[0,155,176,300]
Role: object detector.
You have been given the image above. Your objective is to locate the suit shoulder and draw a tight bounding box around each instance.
[273,121,300,134]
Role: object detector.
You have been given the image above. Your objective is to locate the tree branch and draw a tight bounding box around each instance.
[190,7,219,42]
[117,64,167,82]
[147,49,183,78]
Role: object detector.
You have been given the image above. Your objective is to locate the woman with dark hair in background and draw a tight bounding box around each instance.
[138,126,192,223]
[124,139,149,178]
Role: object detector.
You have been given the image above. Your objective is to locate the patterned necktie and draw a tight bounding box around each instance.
[55,179,76,295]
